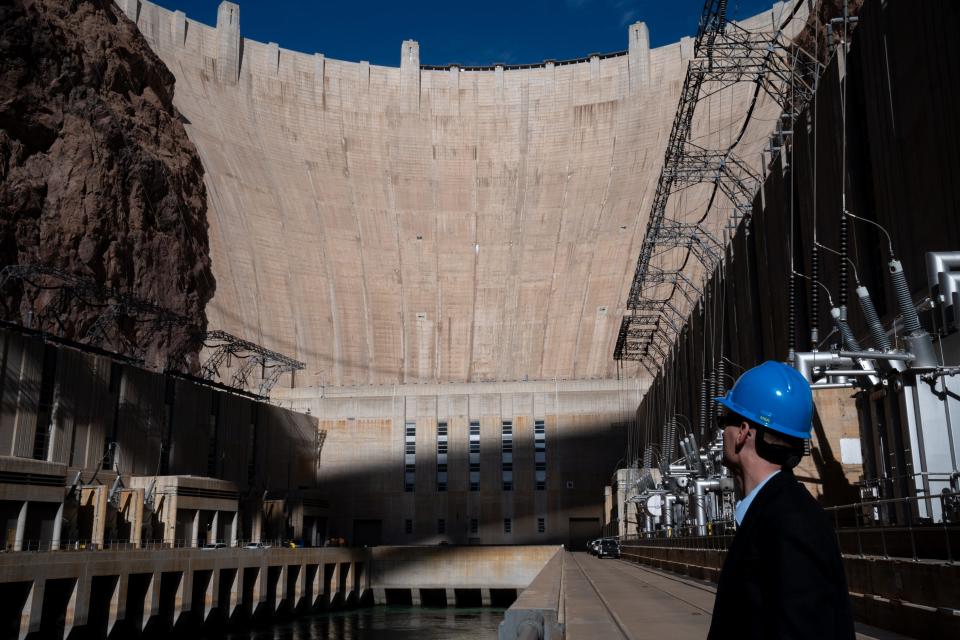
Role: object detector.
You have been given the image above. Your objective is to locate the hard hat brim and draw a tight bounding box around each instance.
[713,395,812,440]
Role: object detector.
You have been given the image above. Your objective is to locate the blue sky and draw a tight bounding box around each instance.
[150,0,778,67]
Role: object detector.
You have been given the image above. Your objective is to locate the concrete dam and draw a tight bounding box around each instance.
[1,0,959,638]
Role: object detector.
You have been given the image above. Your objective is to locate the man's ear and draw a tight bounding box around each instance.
[736,421,751,447]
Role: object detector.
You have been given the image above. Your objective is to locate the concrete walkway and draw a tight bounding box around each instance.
[563,553,912,640]
[564,552,713,639]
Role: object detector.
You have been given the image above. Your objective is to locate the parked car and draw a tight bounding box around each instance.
[244,542,271,550]
[201,542,227,550]
[597,538,620,559]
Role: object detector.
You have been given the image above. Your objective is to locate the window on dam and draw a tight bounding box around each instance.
[437,420,448,491]
[535,418,546,490]
[469,420,480,491]
[502,420,513,491]
[404,421,416,492]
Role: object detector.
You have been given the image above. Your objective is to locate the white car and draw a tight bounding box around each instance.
[244,542,271,550]
[201,542,226,550]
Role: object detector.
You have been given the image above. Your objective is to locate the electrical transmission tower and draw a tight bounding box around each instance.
[615,0,822,370]
[0,264,195,360]
[0,264,304,397]
[200,330,305,397]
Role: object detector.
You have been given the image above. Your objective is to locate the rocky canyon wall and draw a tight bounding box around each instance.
[0,0,213,369]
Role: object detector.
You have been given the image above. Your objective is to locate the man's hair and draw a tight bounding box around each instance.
[727,411,805,469]
[754,425,805,468]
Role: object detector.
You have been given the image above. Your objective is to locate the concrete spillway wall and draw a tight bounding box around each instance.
[115,0,787,387]
[0,544,558,639]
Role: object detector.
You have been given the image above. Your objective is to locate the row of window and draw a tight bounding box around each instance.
[469,420,480,491]
[405,419,547,493]
[535,419,546,491]
[437,421,448,491]
[404,421,416,492]
[502,420,513,490]
[403,517,547,535]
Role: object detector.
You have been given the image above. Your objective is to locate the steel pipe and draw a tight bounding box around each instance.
[694,479,720,536]
[664,494,677,530]
[793,352,854,383]
[836,350,914,362]
[821,369,878,376]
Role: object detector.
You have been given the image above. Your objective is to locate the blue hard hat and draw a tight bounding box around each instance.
[714,361,813,440]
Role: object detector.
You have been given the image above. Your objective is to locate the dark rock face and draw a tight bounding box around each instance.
[0,0,214,369]
[792,0,865,64]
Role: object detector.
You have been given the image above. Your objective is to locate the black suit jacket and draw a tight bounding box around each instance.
[708,470,855,639]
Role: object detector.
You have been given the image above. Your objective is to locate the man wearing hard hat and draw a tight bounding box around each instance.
[707,361,855,639]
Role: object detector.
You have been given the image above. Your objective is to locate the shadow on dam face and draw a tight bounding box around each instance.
[0,325,630,555]
[306,417,627,551]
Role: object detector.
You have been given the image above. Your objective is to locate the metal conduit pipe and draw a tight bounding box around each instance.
[694,479,720,536]
[820,369,879,376]
[699,454,711,474]
[664,494,677,530]
[836,350,914,362]
[939,273,960,329]
[926,252,960,291]
[927,252,960,330]
[687,435,701,472]
[792,352,854,383]
[822,372,880,388]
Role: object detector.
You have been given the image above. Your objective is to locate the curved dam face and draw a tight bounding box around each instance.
[118,0,781,388]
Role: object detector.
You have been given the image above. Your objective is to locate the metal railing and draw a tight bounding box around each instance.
[3,538,318,553]
[825,491,959,563]
[620,491,960,564]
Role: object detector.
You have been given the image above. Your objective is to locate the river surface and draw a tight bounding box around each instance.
[208,606,506,640]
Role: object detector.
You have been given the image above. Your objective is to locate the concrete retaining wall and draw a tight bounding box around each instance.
[0,544,560,639]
